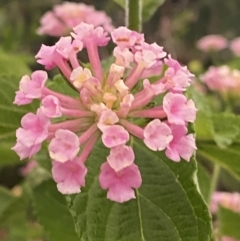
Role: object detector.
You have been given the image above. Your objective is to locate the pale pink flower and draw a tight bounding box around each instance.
[49,129,80,163]
[107,145,135,172]
[200,65,238,93]
[41,95,62,118]
[99,162,142,203]
[210,192,240,214]
[37,2,114,37]
[12,109,50,160]
[111,26,144,49]
[71,22,109,47]
[12,142,41,160]
[70,66,92,89]
[14,71,48,105]
[230,37,240,56]
[37,11,66,36]
[35,45,57,70]
[144,119,173,151]
[163,92,197,125]
[197,34,228,52]
[16,109,50,148]
[165,124,196,162]
[101,125,129,148]
[221,236,238,241]
[52,158,87,194]
[19,160,37,176]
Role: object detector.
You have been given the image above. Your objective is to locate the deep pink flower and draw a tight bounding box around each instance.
[107,145,135,172]
[12,142,41,160]
[99,162,142,203]
[52,158,87,194]
[163,92,197,125]
[197,35,228,52]
[165,124,196,162]
[49,129,80,162]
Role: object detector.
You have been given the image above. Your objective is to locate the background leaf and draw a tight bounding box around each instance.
[218,206,240,240]
[197,144,240,181]
[113,0,166,22]
[70,139,211,241]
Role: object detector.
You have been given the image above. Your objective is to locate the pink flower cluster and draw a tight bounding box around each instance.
[200,65,240,94]
[230,37,240,57]
[211,192,240,214]
[12,23,197,203]
[197,35,228,52]
[37,2,113,36]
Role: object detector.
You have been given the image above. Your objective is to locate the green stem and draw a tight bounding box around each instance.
[208,164,221,205]
[126,0,142,31]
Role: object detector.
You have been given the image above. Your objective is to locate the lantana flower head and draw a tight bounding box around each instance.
[200,65,240,95]
[197,34,228,52]
[230,37,240,57]
[13,23,197,203]
[37,2,114,37]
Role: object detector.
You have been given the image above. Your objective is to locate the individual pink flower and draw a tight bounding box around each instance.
[101,125,129,148]
[99,162,142,203]
[107,145,135,172]
[37,2,114,37]
[197,34,228,52]
[163,92,197,125]
[12,142,42,161]
[230,37,240,56]
[16,109,50,148]
[12,109,50,160]
[111,26,144,49]
[52,158,87,194]
[144,119,173,151]
[165,124,196,162]
[40,95,62,118]
[14,71,48,105]
[49,129,80,163]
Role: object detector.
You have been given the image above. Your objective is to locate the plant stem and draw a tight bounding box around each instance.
[126,0,142,31]
[208,164,221,205]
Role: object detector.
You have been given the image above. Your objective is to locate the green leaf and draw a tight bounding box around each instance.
[197,143,240,181]
[218,206,240,240]
[142,0,166,21]
[113,0,166,22]
[0,48,30,76]
[187,86,214,141]
[72,140,211,241]
[196,163,211,202]
[32,180,79,241]
[212,113,240,148]
[0,186,15,217]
